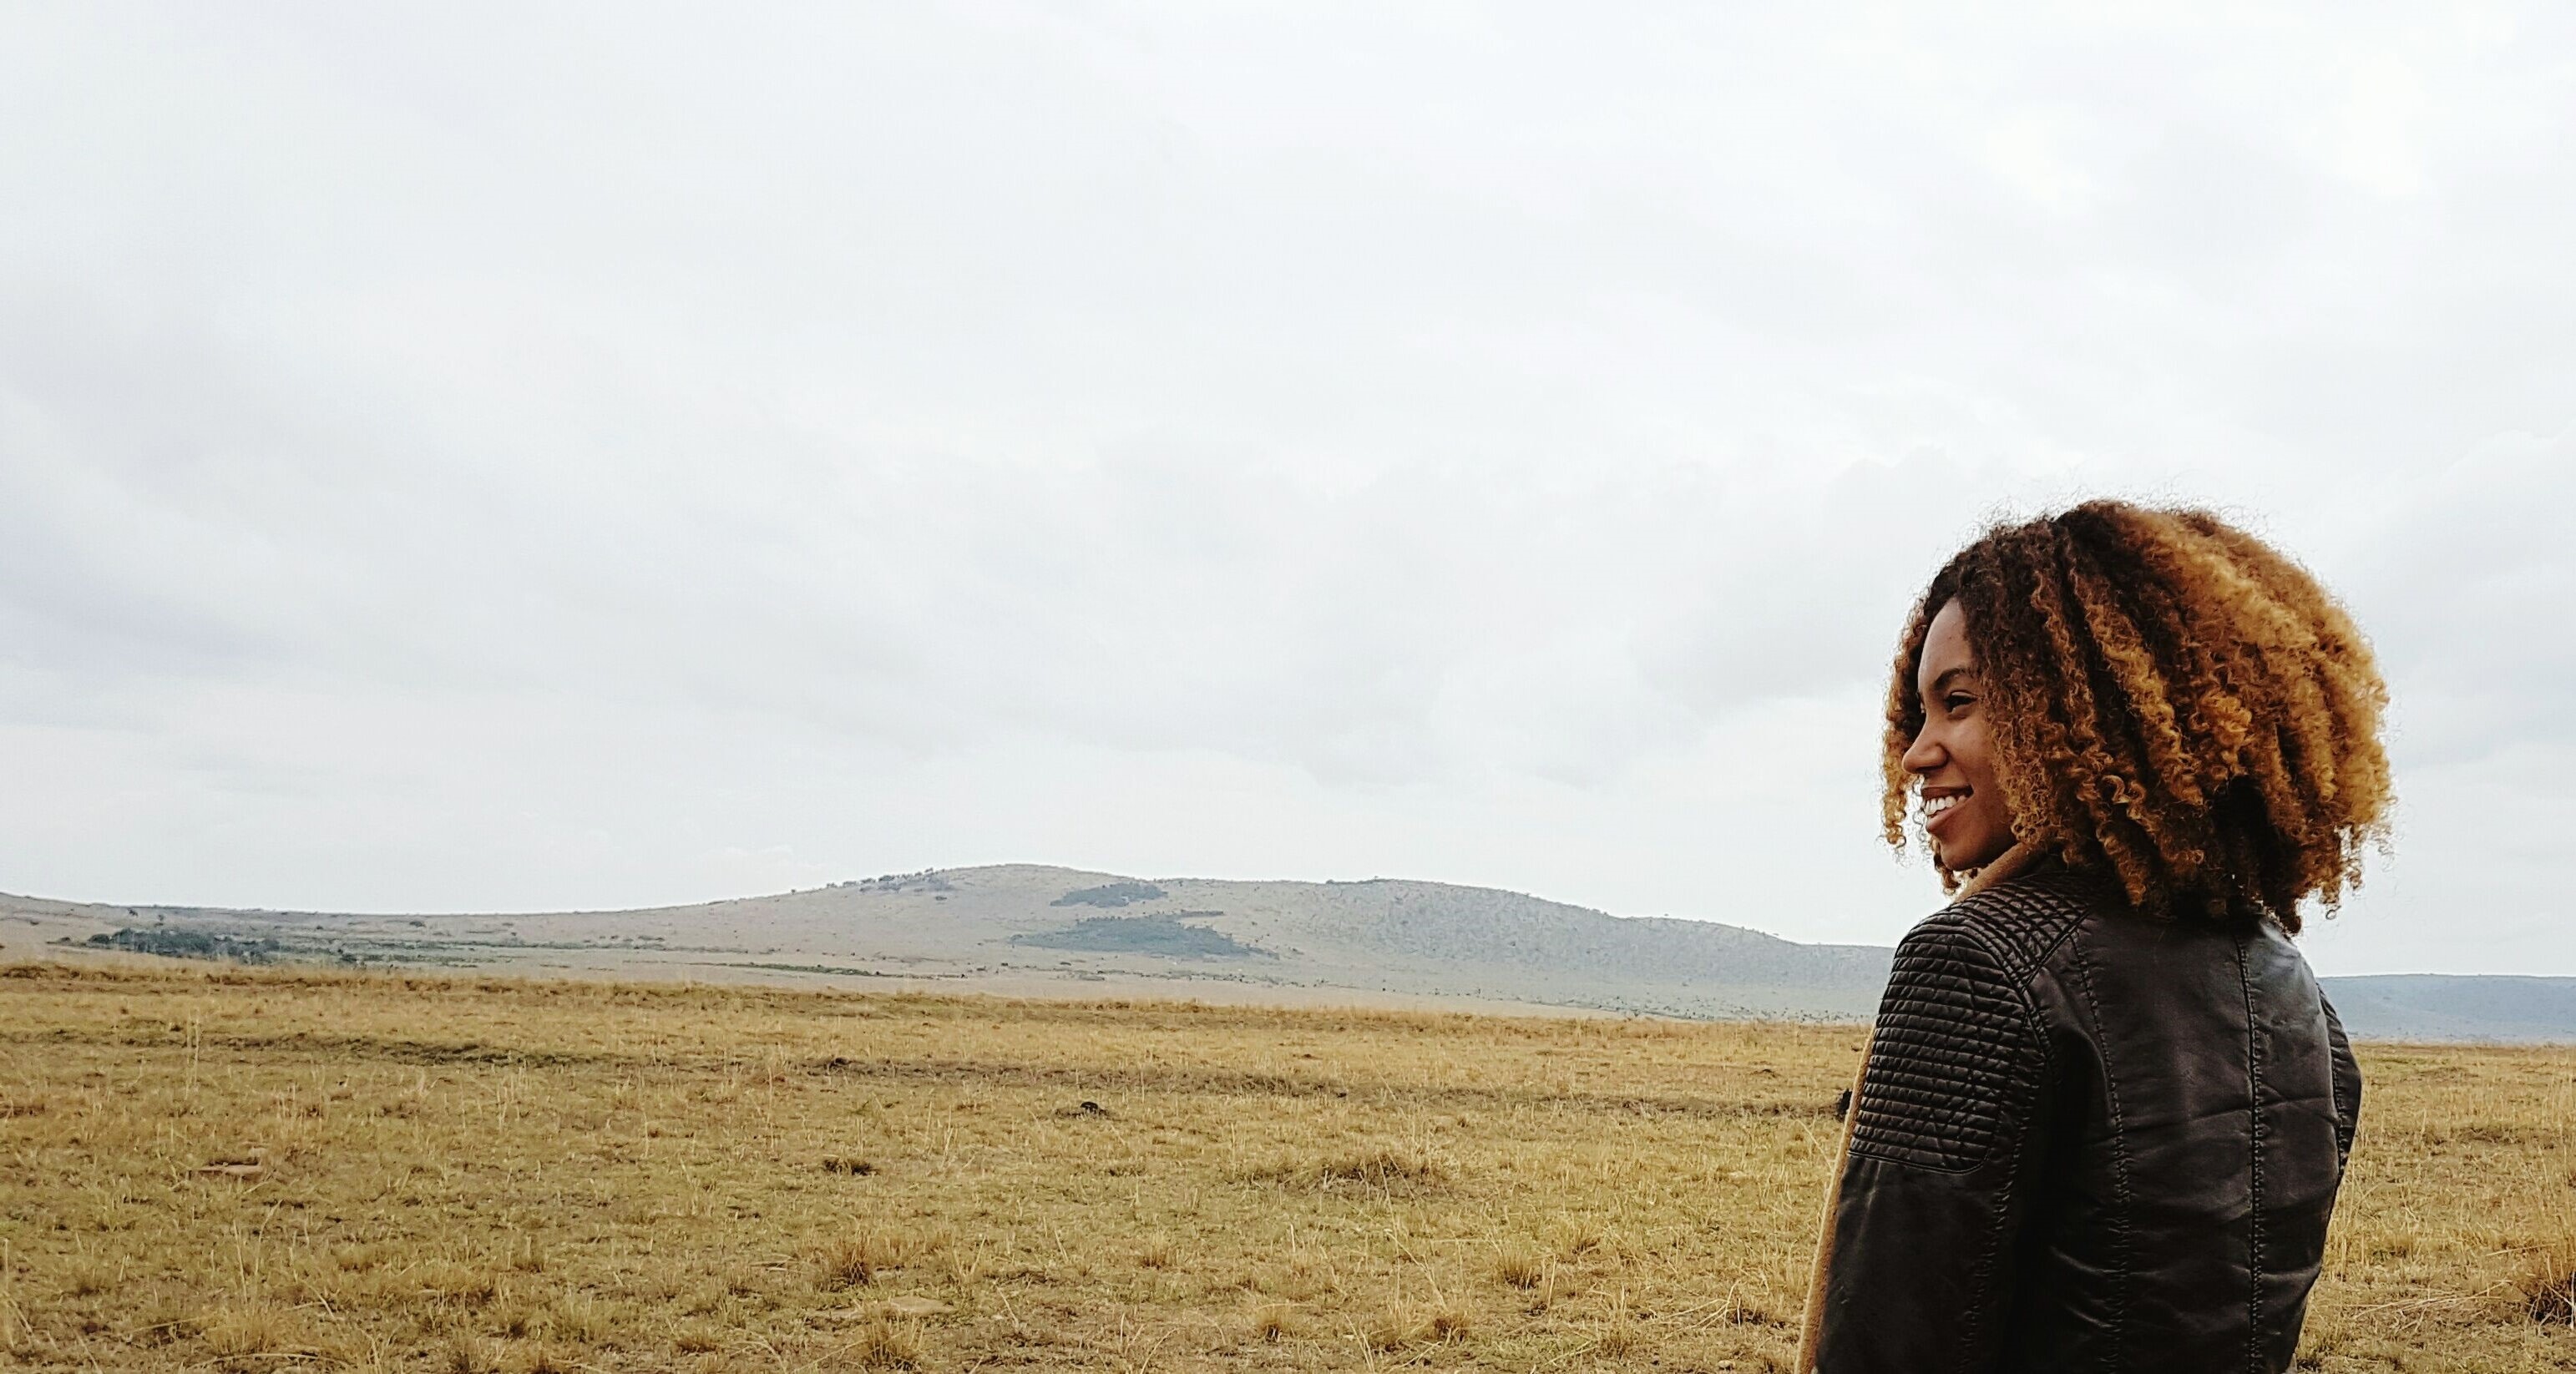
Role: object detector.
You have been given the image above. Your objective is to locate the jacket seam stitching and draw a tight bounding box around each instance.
[1949,918,2051,1374]
[2064,928,2133,1370]
[2322,993,2358,1169]
[2237,937,2267,1373]
[2321,995,2340,1129]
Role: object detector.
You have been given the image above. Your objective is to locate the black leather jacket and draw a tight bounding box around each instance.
[1813,865,2361,1372]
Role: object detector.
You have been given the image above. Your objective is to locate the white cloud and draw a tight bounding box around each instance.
[2,3,2571,972]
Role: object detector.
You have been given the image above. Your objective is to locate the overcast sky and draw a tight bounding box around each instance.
[4,4,2572,975]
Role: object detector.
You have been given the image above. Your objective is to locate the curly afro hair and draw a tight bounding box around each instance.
[1882,501,2391,931]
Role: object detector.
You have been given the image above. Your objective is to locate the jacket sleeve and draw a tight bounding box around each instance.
[1813,917,2052,1373]
[2321,993,2361,1169]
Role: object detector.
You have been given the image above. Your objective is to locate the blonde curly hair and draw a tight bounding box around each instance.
[1882,501,2391,930]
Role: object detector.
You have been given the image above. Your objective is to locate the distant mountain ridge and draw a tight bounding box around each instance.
[5,864,2567,1041]
[2313,975,2576,1043]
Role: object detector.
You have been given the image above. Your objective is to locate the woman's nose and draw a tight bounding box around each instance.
[1900,729,1943,775]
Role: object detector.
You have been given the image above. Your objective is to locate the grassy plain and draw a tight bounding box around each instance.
[3,962,2572,1372]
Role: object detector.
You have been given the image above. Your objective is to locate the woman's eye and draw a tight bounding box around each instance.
[1945,694,1975,712]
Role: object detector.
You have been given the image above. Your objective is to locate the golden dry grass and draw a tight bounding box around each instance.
[1,961,2571,1371]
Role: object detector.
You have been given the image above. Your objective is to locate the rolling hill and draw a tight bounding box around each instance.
[5,864,2565,1039]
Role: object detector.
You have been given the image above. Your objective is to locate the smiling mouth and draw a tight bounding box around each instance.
[1922,791,1967,822]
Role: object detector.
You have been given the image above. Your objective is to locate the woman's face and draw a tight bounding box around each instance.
[1902,599,2017,872]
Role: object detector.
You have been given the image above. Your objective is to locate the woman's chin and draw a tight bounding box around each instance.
[1936,836,2011,875]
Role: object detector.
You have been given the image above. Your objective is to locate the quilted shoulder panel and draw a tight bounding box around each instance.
[1946,867,2095,977]
[1849,912,2045,1173]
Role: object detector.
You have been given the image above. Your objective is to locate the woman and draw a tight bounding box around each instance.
[1799,501,2386,1372]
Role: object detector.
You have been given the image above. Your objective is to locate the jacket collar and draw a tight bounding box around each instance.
[1952,842,2045,902]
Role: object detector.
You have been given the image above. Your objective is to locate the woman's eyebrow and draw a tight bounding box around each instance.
[1930,666,1976,695]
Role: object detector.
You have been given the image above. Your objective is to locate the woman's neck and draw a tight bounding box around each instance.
[1953,843,2042,901]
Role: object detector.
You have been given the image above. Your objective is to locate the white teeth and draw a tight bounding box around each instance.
[1922,794,1963,820]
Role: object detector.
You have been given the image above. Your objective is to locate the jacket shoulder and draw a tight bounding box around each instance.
[1939,866,2102,979]
[1850,921,2037,1171]
[1846,870,2102,1173]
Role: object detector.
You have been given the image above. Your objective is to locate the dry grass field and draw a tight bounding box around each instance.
[3,962,2572,1372]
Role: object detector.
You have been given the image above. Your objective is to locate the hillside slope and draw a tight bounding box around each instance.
[4,864,1891,1018]
[6,865,2565,1038]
